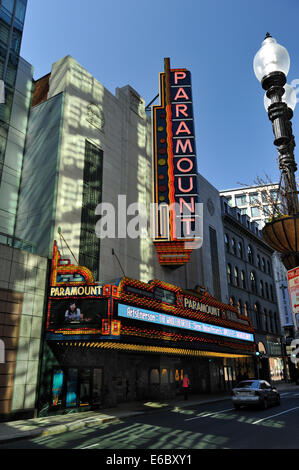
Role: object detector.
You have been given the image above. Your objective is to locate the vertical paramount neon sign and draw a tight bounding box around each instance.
[152,58,201,266]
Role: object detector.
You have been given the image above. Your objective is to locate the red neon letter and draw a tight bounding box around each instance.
[175,139,193,154]
[175,104,188,118]
[177,158,193,173]
[174,88,189,101]
[175,121,191,136]
[174,72,187,84]
[178,177,194,193]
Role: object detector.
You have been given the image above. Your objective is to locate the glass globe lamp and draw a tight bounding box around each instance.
[254,34,290,82]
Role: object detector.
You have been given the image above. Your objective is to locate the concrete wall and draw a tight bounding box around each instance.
[0,244,48,417]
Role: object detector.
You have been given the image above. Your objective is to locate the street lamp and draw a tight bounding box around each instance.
[254,33,299,270]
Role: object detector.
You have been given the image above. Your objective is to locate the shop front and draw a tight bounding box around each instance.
[37,242,256,416]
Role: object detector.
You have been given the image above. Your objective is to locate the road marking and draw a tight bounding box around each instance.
[185,408,234,421]
[252,406,299,425]
[81,443,99,449]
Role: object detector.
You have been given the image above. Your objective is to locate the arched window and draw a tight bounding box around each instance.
[273,312,279,333]
[234,266,239,287]
[237,299,242,314]
[269,310,273,333]
[260,280,264,297]
[229,296,235,307]
[248,245,253,264]
[257,254,261,269]
[232,238,236,255]
[264,309,268,331]
[262,257,266,272]
[244,302,249,317]
[254,303,261,329]
[224,234,229,253]
[238,242,243,259]
[270,285,274,301]
[241,270,246,289]
[267,260,271,275]
[227,264,232,284]
[250,272,257,293]
[265,282,269,299]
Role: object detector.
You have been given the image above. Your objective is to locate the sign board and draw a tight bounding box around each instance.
[287,267,299,315]
[118,303,254,342]
[152,58,201,266]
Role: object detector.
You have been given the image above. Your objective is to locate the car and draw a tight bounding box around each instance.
[231,379,280,410]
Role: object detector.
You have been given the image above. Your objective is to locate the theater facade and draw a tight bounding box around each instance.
[37,242,256,415]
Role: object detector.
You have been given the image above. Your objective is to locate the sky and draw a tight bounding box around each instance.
[20,0,299,192]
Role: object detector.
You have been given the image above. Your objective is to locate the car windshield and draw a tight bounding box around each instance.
[236,380,259,389]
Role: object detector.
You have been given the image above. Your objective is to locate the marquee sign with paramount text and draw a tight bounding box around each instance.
[152,58,201,266]
[46,242,255,354]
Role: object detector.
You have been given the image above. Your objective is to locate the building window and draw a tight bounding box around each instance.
[237,300,242,314]
[250,272,257,293]
[231,238,236,255]
[262,257,266,272]
[267,260,271,275]
[79,140,103,280]
[227,264,232,284]
[248,245,254,264]
[235,194,247,207]
[234,267,239,287]
[249,193,259,205]
[241,270,246,289]
[274,313,279,334]
[257,254,261,269]
[260,280,264,297]
[229,296,235,307]
[238,242,243,259]
[269,311,273,333]
[254,303,261,329]
[270,285,274,301]
[240,208,248,216]
[244,302,249,317]
[251,207,261,218]
[264,309,268,332]
[265,282,269,299]
[224,233,229,253]
[209,227,222,300]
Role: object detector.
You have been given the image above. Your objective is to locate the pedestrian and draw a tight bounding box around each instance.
[182,374,190,400]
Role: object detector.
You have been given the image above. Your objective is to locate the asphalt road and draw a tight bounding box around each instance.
[2,390,299,450]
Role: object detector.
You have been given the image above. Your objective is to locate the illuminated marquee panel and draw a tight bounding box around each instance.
[116,277,254,333]
[118,304,254,343]
[152,58,200,266]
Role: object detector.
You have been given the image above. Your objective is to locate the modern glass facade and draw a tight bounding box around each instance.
[0,0,30,237]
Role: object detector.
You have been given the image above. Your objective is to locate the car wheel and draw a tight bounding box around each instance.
[262,398,268,410]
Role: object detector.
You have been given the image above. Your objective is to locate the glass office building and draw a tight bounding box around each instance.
[0,0,32,239]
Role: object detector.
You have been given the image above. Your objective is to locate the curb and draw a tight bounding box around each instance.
[0,396,231,445]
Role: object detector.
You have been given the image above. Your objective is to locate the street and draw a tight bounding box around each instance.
[1,390,299,450]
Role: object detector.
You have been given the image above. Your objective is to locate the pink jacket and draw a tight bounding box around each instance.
[182,376,190,388]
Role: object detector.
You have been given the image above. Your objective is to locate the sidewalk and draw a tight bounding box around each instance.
[0,383,297,444]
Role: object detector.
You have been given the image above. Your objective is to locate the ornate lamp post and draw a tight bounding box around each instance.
[254,33,299,270]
